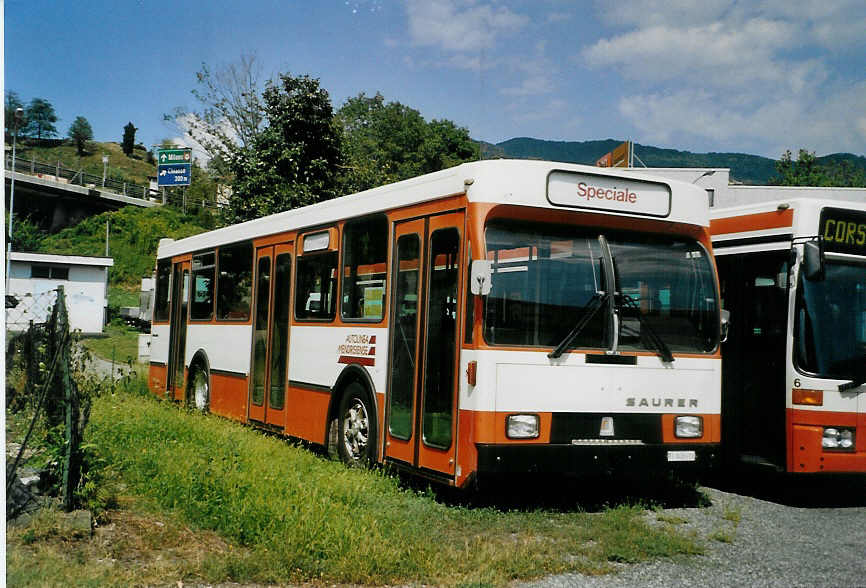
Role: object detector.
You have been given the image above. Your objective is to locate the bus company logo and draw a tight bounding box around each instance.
[337,334,376,367]
[576,182,638,204]
[626,397,698,409]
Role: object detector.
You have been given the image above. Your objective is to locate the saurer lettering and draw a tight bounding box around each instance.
[626,397,699,408]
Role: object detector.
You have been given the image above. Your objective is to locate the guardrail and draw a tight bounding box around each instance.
[5,154,160,201]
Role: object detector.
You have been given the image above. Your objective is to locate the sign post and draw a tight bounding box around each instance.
[157,148,192,187]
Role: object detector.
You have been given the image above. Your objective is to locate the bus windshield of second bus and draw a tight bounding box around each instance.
[796,258,866,384]
[483,219,719,356]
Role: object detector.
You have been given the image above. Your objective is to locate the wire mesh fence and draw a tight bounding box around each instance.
[6,286,89,517]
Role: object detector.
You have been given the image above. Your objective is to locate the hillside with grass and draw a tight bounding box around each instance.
[16,140,158,187]
[39,205,214,288]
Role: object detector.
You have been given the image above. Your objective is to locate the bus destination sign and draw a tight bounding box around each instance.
[820,207,866,256]
[547,171,671,217]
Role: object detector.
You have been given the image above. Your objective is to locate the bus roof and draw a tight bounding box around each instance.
[711,197,866,244]
[158,159,710,259]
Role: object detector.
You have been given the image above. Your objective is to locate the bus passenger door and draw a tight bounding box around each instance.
[166,260,190,401]
[249,243,293,428]
[386,212,464,479]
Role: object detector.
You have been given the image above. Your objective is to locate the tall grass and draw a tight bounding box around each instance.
[87,388,704,585]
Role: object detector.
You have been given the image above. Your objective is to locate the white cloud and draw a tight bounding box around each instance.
[581,19,801,89]
[406,0,528,53]
[619,82,866,156]
[500,40,557,97]
[582,0,866,155]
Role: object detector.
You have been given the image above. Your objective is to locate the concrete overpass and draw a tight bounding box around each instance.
[5,171,158,232]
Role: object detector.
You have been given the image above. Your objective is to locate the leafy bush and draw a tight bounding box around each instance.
[38,205,211,288]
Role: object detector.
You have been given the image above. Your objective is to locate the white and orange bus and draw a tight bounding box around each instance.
[711,198,866,474]
[149,159,723,487]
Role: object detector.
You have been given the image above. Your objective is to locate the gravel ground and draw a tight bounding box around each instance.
[515,480,866,588]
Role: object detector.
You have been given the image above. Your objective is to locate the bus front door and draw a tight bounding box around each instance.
[249,243,293,429]
[166,260,190,401]
[386,212,464,479]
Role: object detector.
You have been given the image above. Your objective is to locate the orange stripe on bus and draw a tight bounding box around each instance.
[710,208,793,235]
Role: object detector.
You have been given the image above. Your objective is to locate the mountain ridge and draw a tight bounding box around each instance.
[477,137,866,185]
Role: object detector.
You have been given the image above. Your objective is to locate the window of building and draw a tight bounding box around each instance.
[295,250,338,321]
[341,215,387,321]
[30,265,69,280]
[190,252,215,320]
[216,242,253,321]
[154,259,171,322]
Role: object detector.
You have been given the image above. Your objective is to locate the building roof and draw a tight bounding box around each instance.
[9,252,114,267]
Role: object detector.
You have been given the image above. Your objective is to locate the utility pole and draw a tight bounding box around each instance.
[6,107,25,291]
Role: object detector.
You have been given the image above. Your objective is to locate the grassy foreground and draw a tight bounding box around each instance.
[8,386,705,586]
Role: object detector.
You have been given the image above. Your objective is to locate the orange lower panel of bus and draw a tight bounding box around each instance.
[209,372,248,422]
[787,408,866,473]
[149,364,167,398]
[284,384,331,445]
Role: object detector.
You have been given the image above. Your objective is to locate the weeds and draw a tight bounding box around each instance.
[73,387,707,586]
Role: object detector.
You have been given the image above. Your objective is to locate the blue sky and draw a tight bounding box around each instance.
[6,0,866,159]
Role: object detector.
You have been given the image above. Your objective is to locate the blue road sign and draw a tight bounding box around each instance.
[158,163,191,186]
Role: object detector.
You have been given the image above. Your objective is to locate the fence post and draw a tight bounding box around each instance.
[54,286,80,512]
[31,155,35,174]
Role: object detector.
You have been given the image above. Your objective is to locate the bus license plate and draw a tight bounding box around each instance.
[667,450,696,462]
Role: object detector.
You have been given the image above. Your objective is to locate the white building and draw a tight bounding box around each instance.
[625,168,866,208]
[6,252,113,334]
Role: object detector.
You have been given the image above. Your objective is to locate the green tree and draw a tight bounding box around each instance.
[68,116,94,156]
[5,91,27,138]
[223,74,342,223]
[221,73,343,224]
[122,122,137,156]
[772,149,866,187]
[337,92,478,192]
[5,214,47,252]
[25,97,59,139]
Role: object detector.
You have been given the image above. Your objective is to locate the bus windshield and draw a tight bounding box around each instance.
[795,260,866,379]
[483,220,719,354]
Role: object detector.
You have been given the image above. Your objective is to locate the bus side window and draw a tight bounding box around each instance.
[296,251,338,321]
[190,252,215,321]
[154,259,171,322]
[341,215,387,321]
[216,242,253,321]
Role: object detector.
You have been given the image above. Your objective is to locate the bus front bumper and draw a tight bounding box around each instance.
[476,443,719,476]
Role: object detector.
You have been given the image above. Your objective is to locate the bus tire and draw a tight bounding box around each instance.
[337,382,375,467]
[189,362,210,413]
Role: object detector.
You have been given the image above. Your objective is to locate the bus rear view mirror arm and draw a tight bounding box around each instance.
[470,260,493,295]
[720,309,730,344]
[803,240,824,281]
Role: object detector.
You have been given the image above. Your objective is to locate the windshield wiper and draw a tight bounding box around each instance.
[548,292,608,359]
[839,363,866,391]
[618,294,674,363]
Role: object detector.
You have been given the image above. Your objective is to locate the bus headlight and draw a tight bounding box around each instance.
[506,414,539,439]
[675,416,703,438]
[822,427,855,451]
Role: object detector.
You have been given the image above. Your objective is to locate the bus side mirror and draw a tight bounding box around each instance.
[803,240,824,281]
[470,260,492,295]
[720,309,730,344]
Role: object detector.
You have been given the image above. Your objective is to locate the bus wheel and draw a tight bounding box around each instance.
[338,383,374,466]
[190,364,210,412]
